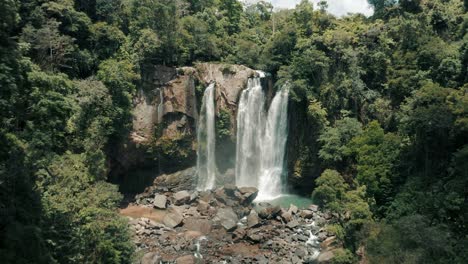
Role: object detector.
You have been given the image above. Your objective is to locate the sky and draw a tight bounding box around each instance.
[245,0,374,17]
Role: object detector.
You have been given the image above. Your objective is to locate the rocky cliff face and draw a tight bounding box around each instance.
[286,100,323,194]
[195,63,257,134]
[111,63,266,191]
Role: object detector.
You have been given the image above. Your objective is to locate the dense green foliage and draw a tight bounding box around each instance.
[1,0,467,263]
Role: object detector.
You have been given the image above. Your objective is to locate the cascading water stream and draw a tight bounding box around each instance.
[236,72,289,200]
[193,236,207,262]
[235,76,266,188]
[257,85,289,200]
[196,83,216,191]
[157,88,164,123]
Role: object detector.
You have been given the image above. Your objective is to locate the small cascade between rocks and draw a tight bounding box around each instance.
[193,236,207,263]
[196,83,216,191]
[305,222,320,259]
[236,72,289,200]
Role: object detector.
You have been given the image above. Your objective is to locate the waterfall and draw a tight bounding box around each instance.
[196,83,217,191]
[257,85,289,200]
[157,88,164,123]
[235,76,266,188]
[236,73,289,200]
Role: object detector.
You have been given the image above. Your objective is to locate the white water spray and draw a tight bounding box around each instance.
[236,72,289,200]
[196,83,216,190]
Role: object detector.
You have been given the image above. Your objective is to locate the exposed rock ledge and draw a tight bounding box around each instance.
[134,63,259,143]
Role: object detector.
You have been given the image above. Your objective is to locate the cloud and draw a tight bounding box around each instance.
[317,0,374,17]
[244,0,374,17]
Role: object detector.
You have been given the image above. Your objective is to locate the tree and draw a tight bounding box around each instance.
[97,59,138,138]
[219,0,243,35]
[21,19,76,71]
[134,29,162,65]
[367,215,455,263]
[25,69,77,161]
[90,22,126,60]
[71,78,115,177]
[399,0,422,13]
[178,15,219,64]
[313,170,372,250]
[367,0,396,17]
[312,169,349,212]
[36,153,134,263]
[347,121,402,215]
[318,117,362,167]
[400,82,455,179]
[293,0,314,36]
[127,0,179,64]
[186,0,215,13]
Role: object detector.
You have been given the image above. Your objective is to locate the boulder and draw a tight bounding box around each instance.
[287,220,300,229]
[216,207,239,231]
[317,250,335,263]
[198,190,214,203]
[288,204,299,215]
[296,234,309,242]
[309,204,319,212]
[175,255,196,264]
[291,255,302,264]
[320,236,337,250]
[223,184,237,197]
[153,194,167,209]
[300,210,314,219]
[185,206,199,217]
[247,231,262,243]
[189,191,199,202]
[295,247,308,259]
[247,210,261,228]
[280,210,293,223]
[183,218,213,235]
[214,188,229,204]
[233,228,247,241]
[163,212,183,228]
[183,230,204,240]
[197,200,210,215]
[238,187,259,205]
[318,231,328,241]
[314,215,326,226]
[153,167,196,192]
[257,204,281,219]
[323,212,332,220]
[141,252,162,264]
[174,190,191,205]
